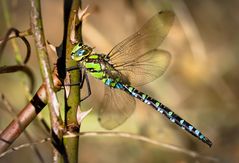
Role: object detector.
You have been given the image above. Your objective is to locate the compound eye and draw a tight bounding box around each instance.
[77,49,84,56]
[77,49,88,56]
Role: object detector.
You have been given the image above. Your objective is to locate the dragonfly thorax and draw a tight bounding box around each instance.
[71,43,93,61]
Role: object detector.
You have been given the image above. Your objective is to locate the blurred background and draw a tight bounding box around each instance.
[0,0,239,162]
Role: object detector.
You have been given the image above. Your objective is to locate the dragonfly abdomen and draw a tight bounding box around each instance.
[119,83,212,147]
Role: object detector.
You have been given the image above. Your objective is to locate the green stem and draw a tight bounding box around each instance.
[63,0,82,162]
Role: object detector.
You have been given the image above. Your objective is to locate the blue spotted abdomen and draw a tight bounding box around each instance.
[116,83,212,147]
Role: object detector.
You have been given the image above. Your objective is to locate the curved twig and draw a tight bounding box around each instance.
[0,29,32,45]
[79,132,219,162]
[0,65,34,93]
[0,28,31,64]
[0,138,51,158]
[0,131,219,162]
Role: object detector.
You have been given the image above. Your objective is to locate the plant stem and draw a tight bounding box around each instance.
[63,0,82,162]
[30,0,64,161]
[0,84,47,153]
[0,69,62,154]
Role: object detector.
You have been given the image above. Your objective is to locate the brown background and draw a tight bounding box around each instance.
[0,0,238,162]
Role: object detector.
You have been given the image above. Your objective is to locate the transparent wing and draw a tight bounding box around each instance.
[108,11,174,86]
[98,86,136,129]
[108,11,174,65]
[114,49,171,86]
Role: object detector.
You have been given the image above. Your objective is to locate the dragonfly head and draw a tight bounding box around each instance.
[71,43,93,61]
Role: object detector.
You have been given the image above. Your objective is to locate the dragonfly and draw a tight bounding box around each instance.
[69,11,212,147]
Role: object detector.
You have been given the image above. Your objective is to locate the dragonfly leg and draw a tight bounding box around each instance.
[66,62,83,71]
[64,63,83,86]
[64,67,82,87]
[80,69,91,102]
[64,68,91,101]
[66,65,80,72]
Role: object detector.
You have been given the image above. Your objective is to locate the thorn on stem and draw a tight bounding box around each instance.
[76,106,93,125]
[77,5,90,21]
[70,6,90,44]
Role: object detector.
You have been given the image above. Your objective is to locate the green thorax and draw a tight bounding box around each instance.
[81,53,122,88]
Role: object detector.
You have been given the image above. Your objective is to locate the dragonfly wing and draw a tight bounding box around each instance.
[98,86,136,129]
[114,49,171,86]
[108,11,174,65]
